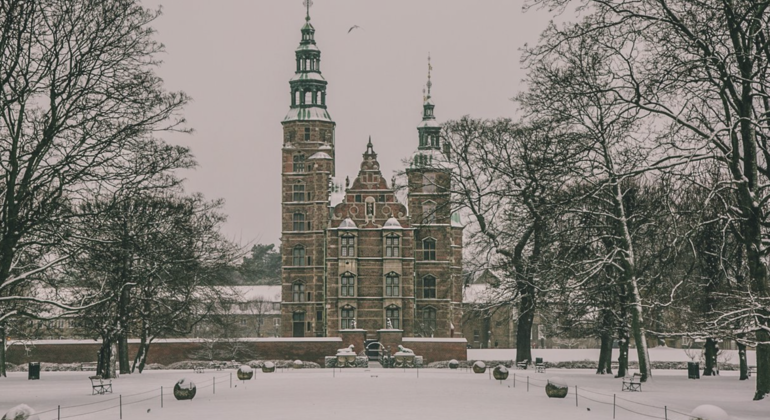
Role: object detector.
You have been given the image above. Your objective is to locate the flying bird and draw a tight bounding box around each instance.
[348,25,362,33]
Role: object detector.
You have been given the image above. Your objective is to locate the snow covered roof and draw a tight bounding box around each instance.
[383,217,403,229]
[284,107,333,122]
[463,284,495,304]
[318,144,333,150]
[417,119,440,129]
[290,71,325,82]
[222,285,281,302]
[308,151,332,160]
[338,218,357,229]
[296,42,320,52]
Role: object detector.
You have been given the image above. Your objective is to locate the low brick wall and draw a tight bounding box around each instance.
[6,336,466,366]
[401,338,468,363]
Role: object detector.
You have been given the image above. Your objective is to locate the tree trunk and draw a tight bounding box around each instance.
[0,324,6,377]
[597,331,613,374]
[755,329,770,400]
[98,339,112,379]
[703,338,718,376]
[515,294,534,365]
[132,341,150,374]
[118,285,131,375]
[110,342,118,379]
[738,340,748,381]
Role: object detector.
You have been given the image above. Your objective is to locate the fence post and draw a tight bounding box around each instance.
[230,372,232,388]
[161,386,164,408]
[213,376,215,394]
[57,405,60,420]
[120,395,122,419]
[513,373,516,388]
[527,376,529,392]
[489,369,491,380]
[665,406,668,420]
[575,386,578,407]
[613,394,616,419]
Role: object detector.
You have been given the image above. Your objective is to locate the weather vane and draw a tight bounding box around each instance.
[303,0,313,19]
[427,53,433,97]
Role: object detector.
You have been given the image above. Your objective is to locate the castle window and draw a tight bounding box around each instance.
[422,275,436,299]
[422,201,437,224]
[292,312,305,337]
[419,132,427,147]
[340,274,355,297]
[304,127,311,141]
[341,306,356,329]
[293,184,305,201]
[385,235,400,258]
[385,273,400,297]
[293,154,305,172]
[423,238,436,261]
[386,306,400,329]
[292,246,306,266]
[421,307,437,335]
[292,282,306,302]
[340,235,355,257]
[431,134,439,148]
[293,213,305,231]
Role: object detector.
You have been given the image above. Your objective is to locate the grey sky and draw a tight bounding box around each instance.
[143,0,555,247]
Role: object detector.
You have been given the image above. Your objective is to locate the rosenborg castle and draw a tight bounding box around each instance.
[278,10,465,339]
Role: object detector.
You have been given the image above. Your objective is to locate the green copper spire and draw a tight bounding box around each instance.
[285,1,332,123]
[417,53,440,150]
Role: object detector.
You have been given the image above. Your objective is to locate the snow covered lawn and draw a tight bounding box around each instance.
[468,347,758,365]
[1,368,767,420]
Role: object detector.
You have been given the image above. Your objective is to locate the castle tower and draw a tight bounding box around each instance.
[280,6,336,337]
[406,56,464,337]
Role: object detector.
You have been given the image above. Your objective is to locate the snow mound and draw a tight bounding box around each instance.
[474,361,486,368]
[548,376,568,388]
[2,404,39,420]
[263,361,275,369]
[689,405,729,420]
[238,365,253,373]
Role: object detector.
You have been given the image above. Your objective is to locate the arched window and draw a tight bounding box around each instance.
[340,234,355,257]
[385,234,400,257]
[385,272,400,297]
[292,282,305,302]
[293,213,305,231]
[386,306,400,329]
[422,275,436,299]
[293,246,306,266]
[293,183,305,201]
[340,306,356,329]
[422,307,437,334]
[293,154,305,172]
[423,238,436,261]
[340,273,355,297]
[422,201,437,224]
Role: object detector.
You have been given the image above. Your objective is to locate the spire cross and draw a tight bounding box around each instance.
[303,0,313,20]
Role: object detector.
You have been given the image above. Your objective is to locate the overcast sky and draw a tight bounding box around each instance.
[142,0,558,247]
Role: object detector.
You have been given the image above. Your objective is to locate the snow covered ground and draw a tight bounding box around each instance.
[468,347,758,365]
[1,367,767,420]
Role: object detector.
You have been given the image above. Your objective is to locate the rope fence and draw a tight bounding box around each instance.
[32,373,234,420]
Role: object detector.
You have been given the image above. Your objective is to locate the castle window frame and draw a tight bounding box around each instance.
[423,238,437,261]
[293,183,305,202]
[431,134,439,148]
[422,200,437,224]
[340,273,356,297]
[304,127,311,141]
[385,234,400,258]
[292,245,306,266]
[340,306,356,330]
[385,272,400,297]
[293,154,305,172]
[340,234,355,258]
[421,307,437,335]
[292,282,306,302]
[385,306,400,329]
[293,212,306,231]
[422,275,436,299]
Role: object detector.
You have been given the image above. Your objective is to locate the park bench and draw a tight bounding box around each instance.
[748,366,757,377]
[535,357,546,373]
[194,365,205,373]
[80,362,98,371]
[622,373,643,392]
[89,375,113,395]
[516,359,529,370]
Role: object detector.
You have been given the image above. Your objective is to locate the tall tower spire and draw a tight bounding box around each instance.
[417,54,440,153]
[284,0,332,123]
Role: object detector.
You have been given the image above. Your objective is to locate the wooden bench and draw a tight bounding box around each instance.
[622,373,643,392]
[194,365,205,373]
[748,366,757,377]
[89,375,113,395]
[80,362,98,371]
[535,357,546,373]
[516,359,529,370]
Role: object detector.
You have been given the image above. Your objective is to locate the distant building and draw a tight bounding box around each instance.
[279,10,464,339]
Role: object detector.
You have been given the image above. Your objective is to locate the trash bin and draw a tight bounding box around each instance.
[687,362,700,379]
[28,362,40,380]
